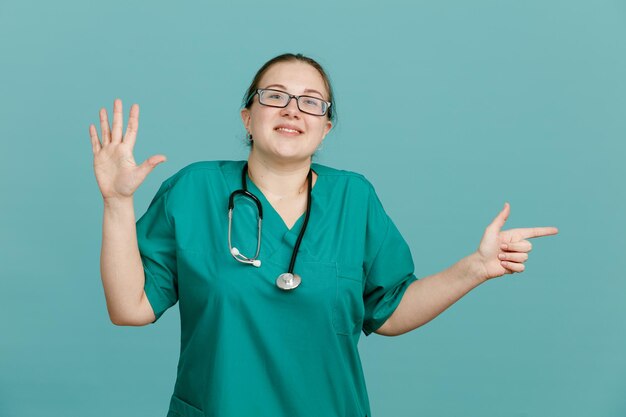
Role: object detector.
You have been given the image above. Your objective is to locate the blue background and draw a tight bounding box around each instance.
[1,0,624,416]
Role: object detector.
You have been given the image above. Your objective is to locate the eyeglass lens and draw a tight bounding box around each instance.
[259,89,328,116]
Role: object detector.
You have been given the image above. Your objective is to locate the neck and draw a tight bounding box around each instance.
[246,153,315,198]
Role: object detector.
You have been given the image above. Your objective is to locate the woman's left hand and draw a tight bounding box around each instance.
[474,202,558,281]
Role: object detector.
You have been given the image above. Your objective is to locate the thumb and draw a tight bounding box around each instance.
[487,201,510,232]
[136,154,166,181]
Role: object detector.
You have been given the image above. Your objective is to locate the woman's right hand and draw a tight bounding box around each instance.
[89,98,166,201]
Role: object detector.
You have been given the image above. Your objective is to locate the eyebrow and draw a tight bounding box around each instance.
[263,84,326,99]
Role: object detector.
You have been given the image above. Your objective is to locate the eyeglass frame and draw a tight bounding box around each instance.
[247,88,332,117]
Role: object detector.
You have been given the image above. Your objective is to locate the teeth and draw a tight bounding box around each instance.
[277,127,300,134]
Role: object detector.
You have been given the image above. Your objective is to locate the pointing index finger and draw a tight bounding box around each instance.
[514,227,559,239]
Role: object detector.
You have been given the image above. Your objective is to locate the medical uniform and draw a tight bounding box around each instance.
[136,160,417,417]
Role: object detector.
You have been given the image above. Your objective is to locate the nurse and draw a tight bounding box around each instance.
[89,53,558,417]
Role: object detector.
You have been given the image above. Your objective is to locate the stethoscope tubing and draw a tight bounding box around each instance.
[227,162,312,277]
[287,170,312,274]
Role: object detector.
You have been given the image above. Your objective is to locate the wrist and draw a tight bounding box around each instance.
[103,196,134,210]
[464,252,489,285]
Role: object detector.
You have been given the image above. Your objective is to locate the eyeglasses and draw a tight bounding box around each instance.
[249,88,331,117]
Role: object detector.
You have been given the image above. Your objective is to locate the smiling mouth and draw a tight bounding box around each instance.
[275,127,303,134]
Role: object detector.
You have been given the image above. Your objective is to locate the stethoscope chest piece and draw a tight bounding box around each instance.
[276,273,301,290]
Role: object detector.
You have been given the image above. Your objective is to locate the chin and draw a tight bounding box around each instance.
[269,149,313,163]
[267,144,312,158]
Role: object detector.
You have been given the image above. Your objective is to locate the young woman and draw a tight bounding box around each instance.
[89,53,558,417]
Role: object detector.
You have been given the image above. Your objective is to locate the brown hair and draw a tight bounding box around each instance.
[242,53,337,123]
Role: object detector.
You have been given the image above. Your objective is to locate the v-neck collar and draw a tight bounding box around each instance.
[231,160,327,264]
[244,166,313,233]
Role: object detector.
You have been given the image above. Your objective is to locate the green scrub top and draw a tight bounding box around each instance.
[136,160,417,417]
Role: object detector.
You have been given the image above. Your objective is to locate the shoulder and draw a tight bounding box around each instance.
[314,163,391,220]
[158,160,242,191]
[168,160,241,182]
[313,163,378,199]
[147,160,243,205]
[313,163,375,188]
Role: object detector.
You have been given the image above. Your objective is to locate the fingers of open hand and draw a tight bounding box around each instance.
[93,100,139,156]
[111,99,123,144]
[99,108,111,145]
[89,124,101,154]
[123,104,140,147]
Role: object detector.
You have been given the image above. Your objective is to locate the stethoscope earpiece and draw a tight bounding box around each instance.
[230,246,262,267]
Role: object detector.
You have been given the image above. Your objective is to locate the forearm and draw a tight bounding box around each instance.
[100,197,147,324]
[385,253,486,336]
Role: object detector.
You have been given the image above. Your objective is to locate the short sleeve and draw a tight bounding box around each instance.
[362,184,417,336]
[136,181,179,323]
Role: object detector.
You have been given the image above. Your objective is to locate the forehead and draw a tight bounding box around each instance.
[258,61,328,97]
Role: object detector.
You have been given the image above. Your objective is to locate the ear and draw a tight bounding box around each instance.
[240,108,251,133]
[321,120,333,139]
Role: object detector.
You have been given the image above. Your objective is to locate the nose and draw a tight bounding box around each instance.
[280,97,301,118]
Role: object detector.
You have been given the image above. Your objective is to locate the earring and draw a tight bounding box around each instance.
[247,132,253,142]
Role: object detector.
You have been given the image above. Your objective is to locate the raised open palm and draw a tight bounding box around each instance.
[89,99,166,200]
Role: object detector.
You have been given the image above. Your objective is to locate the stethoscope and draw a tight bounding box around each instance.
[228,162,312,290]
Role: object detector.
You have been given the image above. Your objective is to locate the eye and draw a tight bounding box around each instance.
[303,98,321,107]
